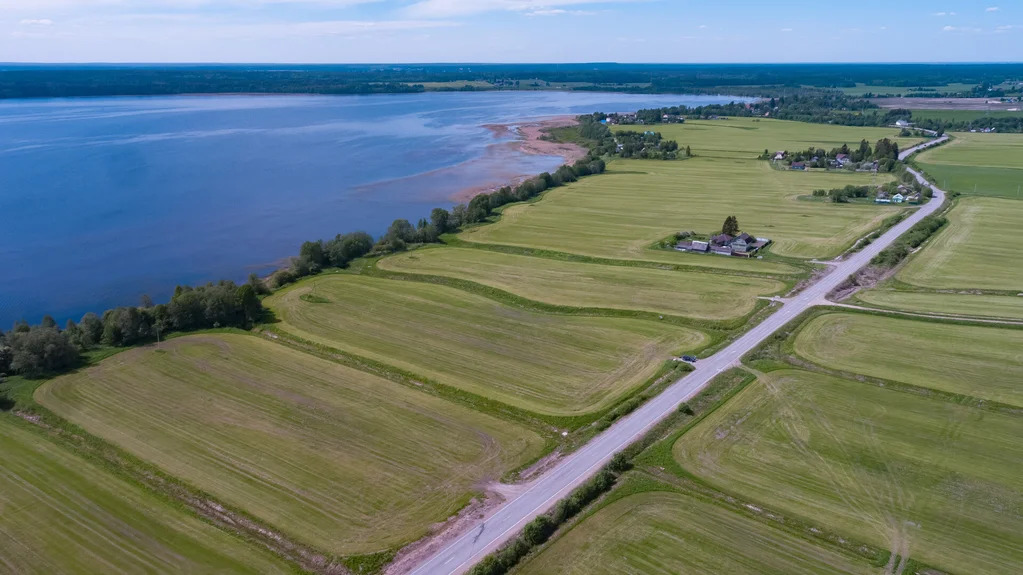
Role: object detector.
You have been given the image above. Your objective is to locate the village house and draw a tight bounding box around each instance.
[679,232,770,258]
[892,193,905,204]
[835,153,850,166]
[774,151,786,161]
[790,162,806,171]
[875,191,891,204]
[895,119,913,128]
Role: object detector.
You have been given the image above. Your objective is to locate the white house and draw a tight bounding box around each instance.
[892,193,905,204]
[895,119,913,128]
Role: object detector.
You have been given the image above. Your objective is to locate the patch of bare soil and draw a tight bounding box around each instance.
[384,489,505,575]
[517,449,563,482]
[787,266,831,298]
[828,264,897,302]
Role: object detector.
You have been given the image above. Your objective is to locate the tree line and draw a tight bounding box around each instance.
[766,138,901,171]
[577,115,689,159]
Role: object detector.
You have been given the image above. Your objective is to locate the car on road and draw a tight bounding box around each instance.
[681,355,698,363]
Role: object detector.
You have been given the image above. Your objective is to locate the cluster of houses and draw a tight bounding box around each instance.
[676,232,771,258]
[778,150,879,172]
[876,184,922,204]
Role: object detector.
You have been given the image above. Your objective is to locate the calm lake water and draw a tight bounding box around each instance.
[0,91,744,326]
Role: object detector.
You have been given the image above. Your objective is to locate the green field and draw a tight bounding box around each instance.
[674,369,1023,575]
[515,490,879,575]
[793,312,1023,406]
[464,159,902,262]
[916,132,1023,199]
[909,109,1023,123]
[266,275,705,416]
[834,83,977,96]
[378,247,784,321]
[37,334,544,555]
[0,417,292,574]
[893,197,1023,291]
[856,291,1023,320]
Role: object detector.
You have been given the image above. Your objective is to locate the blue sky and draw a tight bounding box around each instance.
[1,0,1020,63]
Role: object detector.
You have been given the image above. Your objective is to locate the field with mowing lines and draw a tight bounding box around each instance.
[894,197,1023,291]
[644,118,923,159]
[856,291,1023,321]
[463,158,902,262]
[266,275,706,417]
[908,109,1023,123]
[916,132,1023,199]
[516,490,879,575]
[37,334,544,555]
[378,247,785,321]
[0,417,291,575]
[793,312,1023,406]
[674,369,1023,575]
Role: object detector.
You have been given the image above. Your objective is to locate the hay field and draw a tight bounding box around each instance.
[916,132,1023,199]
[674,369,1023,575]
[378,247,785,320]
[894,197,1023,291]
[463,158,901,262]
[0,417,291,575]
[266,275,706,417]
[516,490,878,575]
[793,312,1023,406]
[36,334,544,555]
[856,291,1023,321]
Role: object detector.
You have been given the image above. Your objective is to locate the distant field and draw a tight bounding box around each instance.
[916,132,1023,199]
[856,291,1023,320]
[793,312,1023,406]
[909,109,1023,123]
[378,247,785,320]
[0,417,291,575]
[895,197,1023,290]
[834,83,977,96]
[648,118,923,159]
[266,275,706,416]
[674,369,1023,575]
[516,490,879,575]
[37,334,544,555]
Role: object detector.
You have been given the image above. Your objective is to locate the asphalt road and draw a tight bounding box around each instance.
[408,138,948,575]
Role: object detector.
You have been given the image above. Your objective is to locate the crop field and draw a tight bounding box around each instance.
[894,197,1023,291]
[833,83,978,96]
[916,132,1023,199]
[0,417,291,574]
[463,158,902,262]
[378,247,785,321]
[36,334,544,555]
[674,369,1023,575]
[515,490,878,575]
[793,312,1023,406]
[856,291,1023,320]
[646,118,923,159]
[266,275,705,417]
[909,109,1023,123]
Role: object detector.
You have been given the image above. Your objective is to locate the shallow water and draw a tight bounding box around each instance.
[0,91,743,325]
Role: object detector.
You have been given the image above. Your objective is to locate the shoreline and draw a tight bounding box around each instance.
[450,116,587,203]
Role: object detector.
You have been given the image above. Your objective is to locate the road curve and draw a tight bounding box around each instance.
[408,137,948,575]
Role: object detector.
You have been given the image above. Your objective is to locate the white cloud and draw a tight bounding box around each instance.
[524,8,595,16]
[698,24,707,29]
[19,19,55,25]
[943,25,955,30]
[933,11,956,16]
[404,0,636,18]
[780,27,793,32]
[987,6,1000,12]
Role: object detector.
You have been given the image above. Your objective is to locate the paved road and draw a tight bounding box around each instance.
[408,138,948,575]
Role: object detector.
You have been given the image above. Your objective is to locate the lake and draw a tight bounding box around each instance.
[0,91,744,326]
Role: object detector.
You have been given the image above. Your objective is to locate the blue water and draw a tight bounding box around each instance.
[0,91,744,326]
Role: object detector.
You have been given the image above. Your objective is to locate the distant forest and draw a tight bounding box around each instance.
[2,63,1023,99]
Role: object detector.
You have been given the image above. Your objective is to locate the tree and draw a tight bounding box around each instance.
[7,326,79,377]
[139,294,154,309]
[722,215,740,236]
[237,284,262,326]
[430,208,451,234]
[40,315,57,329]
[247,273,270,296]
[79,313,103,348]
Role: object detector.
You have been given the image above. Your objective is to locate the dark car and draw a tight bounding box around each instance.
[682,355,698,362]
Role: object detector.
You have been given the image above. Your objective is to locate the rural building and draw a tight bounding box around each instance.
[892,193,905,204]
[876,191,891,204]
[774,151,786,161]
[835,153,850,165]
[675,240,710,253]
[790,162,806,171]
[895,119,913,128]
[907,193,922,204]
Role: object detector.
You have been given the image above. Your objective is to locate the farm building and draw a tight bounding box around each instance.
[790,162,806,171]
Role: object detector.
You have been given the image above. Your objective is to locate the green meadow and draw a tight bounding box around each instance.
[378,247,785,321]
[37,334,544,555]
[793,312,1023,406]
[909,109,1023,123]
[0,417,292,575]
[515,490,879,575]
[916,132,1023,199]
[266,275,706,417]
[893,196,1023,291]
[674,369,1023,575]
[856,291,1023,320]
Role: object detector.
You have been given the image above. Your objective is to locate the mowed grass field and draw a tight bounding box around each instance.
[793,312,1023,406]
[916,132,1023,199]
[36,334,544,555]
[515,490,879,575]
[0,417,291,575]
[893,197,1023,291]
[378,247,785,321]
[857,291,1023,321]
[674,369,1023,575]
[463,158,902,262]
[909,109,1023,123]
[266,275,706,417]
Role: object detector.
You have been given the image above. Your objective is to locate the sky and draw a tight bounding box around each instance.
[1,0,1020,63]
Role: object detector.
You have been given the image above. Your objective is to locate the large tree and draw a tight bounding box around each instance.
[722,215,740,236]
